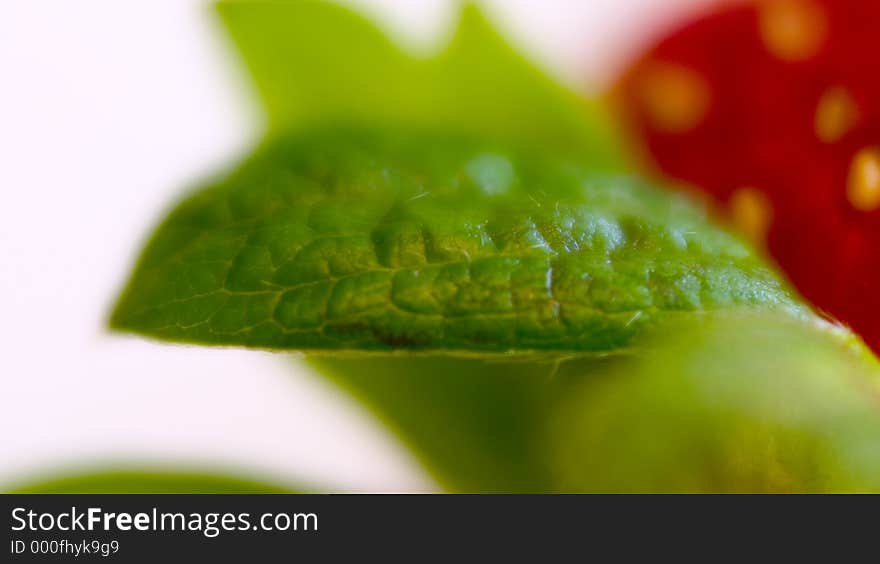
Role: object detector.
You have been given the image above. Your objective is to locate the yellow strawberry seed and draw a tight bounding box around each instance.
[815,87,859,143]
[730,187,773,245]
[636,62,711,134]
[759,0,827,62]
[847,148,880,212]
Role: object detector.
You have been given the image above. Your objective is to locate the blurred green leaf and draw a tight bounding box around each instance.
[312,313,880,493]
[549,313,880,493]
[310,356,603,492]
[6,469,296,494]
[111,127,799,352]
[217,0,626,167]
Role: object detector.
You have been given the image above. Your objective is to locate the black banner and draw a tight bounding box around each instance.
[0,494,865,561]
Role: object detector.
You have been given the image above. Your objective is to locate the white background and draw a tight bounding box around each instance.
[0,0,713,492]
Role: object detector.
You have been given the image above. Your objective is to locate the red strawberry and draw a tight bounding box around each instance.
[614,0,880,351]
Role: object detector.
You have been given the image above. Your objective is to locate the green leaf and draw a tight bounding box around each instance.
[6,468,296,494]
[111,126,800,352]
[309,355,602,493]
[311,314,880,493]
[216,0,626,167]
[548,313,880,493]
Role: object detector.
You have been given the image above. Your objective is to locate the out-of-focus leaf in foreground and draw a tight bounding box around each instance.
[111,127,800,352]
[217,0,626,168]
[550,313,880,493]
[6,469,296,494]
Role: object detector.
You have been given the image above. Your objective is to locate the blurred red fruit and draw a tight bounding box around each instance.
[614,0,880,352]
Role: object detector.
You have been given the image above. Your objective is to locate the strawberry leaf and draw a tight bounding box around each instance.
[217,0,625,167]
[111,127,799,352]
[550,313,880,492]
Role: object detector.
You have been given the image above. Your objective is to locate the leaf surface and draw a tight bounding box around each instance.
[111,127,799,352]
